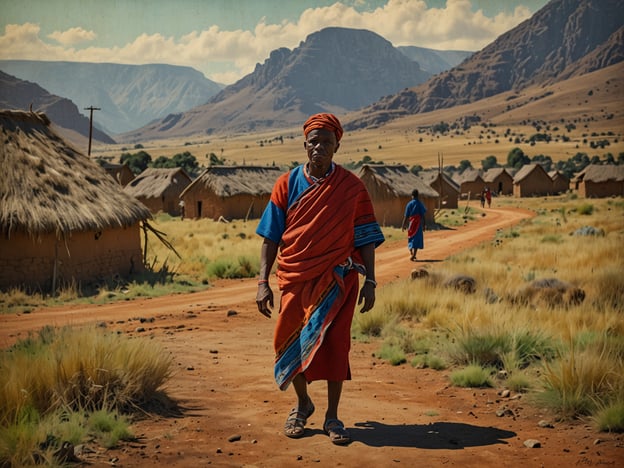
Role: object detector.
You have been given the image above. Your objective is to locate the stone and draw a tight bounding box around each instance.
[524,439,541,448]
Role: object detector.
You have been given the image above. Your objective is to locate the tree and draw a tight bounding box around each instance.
[409,164,423,175]
[507,147,530,169]
[531,154,553,172]
[152,156,176,169]
[481,155,499,171]
[120,151,152,174]
[208,152,225,166]
[171,151,199,175]
[459,159,473,173]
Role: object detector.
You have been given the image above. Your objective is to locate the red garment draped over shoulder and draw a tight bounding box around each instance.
[272,165,378,388]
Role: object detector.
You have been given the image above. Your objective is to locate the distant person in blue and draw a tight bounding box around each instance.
[401,189,426,262]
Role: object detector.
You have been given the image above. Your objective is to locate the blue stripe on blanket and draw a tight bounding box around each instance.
[274,267,344,390]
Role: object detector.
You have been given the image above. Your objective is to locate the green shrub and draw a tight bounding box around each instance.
[592,401,624,433]
[376,343,407,366]
[505,371,533,393]
[411,354,447,370]
[578,203,594,215]
[450,364,495,387]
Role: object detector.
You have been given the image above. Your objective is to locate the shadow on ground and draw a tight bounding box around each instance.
[346,421,516,449]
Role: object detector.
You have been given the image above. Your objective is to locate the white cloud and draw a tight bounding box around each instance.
[0,1,534,84]
[48,27,96,45]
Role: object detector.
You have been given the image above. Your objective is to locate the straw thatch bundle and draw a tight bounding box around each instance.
[181,165,282,197]
[357,164,438,199]
[575,164,624,183]
[0,110,151,238]
[124,167,192,199]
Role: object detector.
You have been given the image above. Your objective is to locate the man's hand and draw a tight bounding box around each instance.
[358,281,376,313]
[256,283,274,318]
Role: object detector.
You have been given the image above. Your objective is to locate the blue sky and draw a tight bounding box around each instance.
[0,0,550,84]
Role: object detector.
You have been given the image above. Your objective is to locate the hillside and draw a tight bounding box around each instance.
[0,71,115,147]
[397,46,473,74]
[93,62,624,172]
[346,0,624,130]
[0,61,224,134]
[119,27,431,142]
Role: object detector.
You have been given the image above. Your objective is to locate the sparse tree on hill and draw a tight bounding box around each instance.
[121,151,152,174]
[459,159,473,173]
[481,155,499,170]
[507,147,530,169]
[409,164,423,175]
[531,154,553,172]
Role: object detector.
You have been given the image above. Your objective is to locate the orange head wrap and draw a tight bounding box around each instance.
[303,113,343,142]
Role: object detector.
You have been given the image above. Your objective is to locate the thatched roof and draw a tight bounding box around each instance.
[513,164,549,182]
[0,110,151,237]
[125,167,192,199]
[574,164,624,183]
[102,162,134,185]
[453,168,484,184]
[180,165,283,197]
[358,165,438,198]
[548,170,570,181]
[483,167,512,182]
[420,170,460,191]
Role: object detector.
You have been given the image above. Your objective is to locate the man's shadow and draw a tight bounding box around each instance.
[344,421,516,449]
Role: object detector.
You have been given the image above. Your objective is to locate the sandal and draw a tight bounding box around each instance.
[284,399,315,438]
[323,418,351,445]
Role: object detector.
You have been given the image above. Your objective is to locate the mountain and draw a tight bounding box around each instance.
[0,70,115,146]
[120,27,432,141]
[0,61,224,135]
[345,0,624,130]
[397,46,473,74]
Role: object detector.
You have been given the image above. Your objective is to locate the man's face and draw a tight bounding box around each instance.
[304,128,339,178]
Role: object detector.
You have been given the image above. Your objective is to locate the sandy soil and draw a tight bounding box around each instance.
[1,207,622,468]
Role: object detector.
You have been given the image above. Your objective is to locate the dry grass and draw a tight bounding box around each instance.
[357,195,624,424]
[145,214,260,282]
[0,325,172,466]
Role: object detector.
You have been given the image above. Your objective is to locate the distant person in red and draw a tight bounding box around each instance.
[255,113,384,445]
[484,187,492,208]
[401,189,426,261]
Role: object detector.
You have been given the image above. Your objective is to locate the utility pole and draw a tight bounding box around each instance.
[84,106,101,156]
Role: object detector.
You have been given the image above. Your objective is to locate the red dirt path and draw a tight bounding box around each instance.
[1,207,622,467]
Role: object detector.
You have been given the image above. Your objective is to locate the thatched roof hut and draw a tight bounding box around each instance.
[180,165,282,220]
[357,164,438,227]
[513,164,553,197]
[103,162,135,186]
[0,110,151,291]
[124,167,192,216]
[420,170,460,209]
[573,164,624,198]
[549,170,571,195]
[453,169,485,200]
[484,167,514,195]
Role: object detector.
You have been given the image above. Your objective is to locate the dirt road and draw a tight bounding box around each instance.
[2,207,622,467]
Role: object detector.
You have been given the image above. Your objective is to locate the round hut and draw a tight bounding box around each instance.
[0,110,151,291]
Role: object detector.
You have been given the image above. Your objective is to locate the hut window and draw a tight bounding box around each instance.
[95,231,102,240]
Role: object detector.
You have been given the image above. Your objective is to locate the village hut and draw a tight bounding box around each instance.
[484,167,514,195]
[0,110,151,291]
[420,170,460,209]
[549,170,571,195]
[573,164,624,198]
[102,162,135,186]
[179,166,282,220]
[453,169,485,200]
[124,167,192,216]
[512,164,553,197]
[357,164,438,227]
